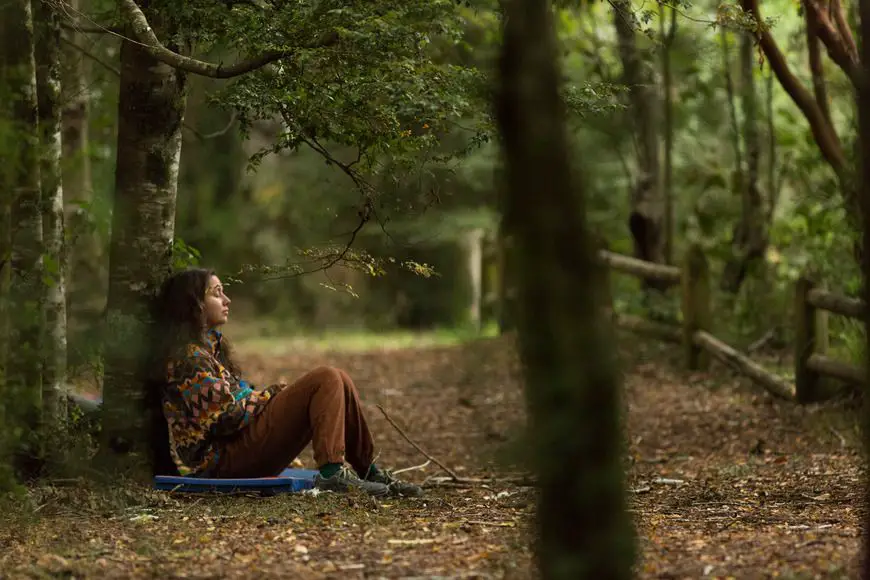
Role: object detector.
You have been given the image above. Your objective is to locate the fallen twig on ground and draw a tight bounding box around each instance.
[391,460,431,476]
[376,404,535,487]
[376,404,464,481]
[422,475,535,487]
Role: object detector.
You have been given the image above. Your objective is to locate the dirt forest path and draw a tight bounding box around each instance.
[0,334,865,578]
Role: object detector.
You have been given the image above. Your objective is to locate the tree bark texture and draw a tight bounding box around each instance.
[35,0,68,423]
[101,3,186,468]
[660,5,677,265]
[496,0,636,576]
[741,0,858,223]
[613,0,665,273]
[2,0,45,434]
[856,0,870,574]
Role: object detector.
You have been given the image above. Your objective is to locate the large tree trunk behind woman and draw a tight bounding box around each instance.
[100,7,186,474]
[496,0,635,576]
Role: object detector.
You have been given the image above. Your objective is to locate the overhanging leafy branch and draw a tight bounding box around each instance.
[117,0,338,78]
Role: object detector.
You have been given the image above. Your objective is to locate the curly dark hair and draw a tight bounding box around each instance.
[149,268,241,377]
[146,268,242,475]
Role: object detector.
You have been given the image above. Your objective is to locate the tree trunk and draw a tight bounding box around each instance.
[496,165,518,334]
[35,0,67,424]
[0,4,12,380]
[3,0,45,440]
[721,28,743,196]
[480,233,500,327]
[660,4,677,265]
[721,32,768,294]
[857,0,870,574]
[462,228,483,331]
[740,0,859,230]
[101,10,186,473]
[496,226,518,333]
[497,0,635,575]
[766,68,779,223]
[61,0,101,330]
[613,0,665,273]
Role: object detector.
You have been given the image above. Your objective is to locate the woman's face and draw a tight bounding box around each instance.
[204,275,231,328]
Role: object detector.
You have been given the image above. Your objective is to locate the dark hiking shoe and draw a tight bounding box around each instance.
[366,469,424,497]
[314,466,389,497]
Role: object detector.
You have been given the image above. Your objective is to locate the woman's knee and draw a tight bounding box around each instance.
[336,368,353,384]
[310,365,343,388]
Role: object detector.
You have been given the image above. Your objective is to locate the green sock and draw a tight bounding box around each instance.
[319,463,342,479]
[362,463,380,480]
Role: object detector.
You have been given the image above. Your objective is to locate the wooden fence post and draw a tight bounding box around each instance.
[594,237,613,318]
[794,276,828,403]
[681,244,711,370]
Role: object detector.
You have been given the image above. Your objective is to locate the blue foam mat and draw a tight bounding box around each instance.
[154,468,318,494]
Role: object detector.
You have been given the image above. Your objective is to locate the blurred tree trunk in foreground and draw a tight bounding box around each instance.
[496,0,635,577]
[858,0,870,575]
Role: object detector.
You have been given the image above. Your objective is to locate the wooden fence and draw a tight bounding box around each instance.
[599,244,866,403]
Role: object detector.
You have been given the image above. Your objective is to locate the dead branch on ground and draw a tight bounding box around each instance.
[376,404,535,487]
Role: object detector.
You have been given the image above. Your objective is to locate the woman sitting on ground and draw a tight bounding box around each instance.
[150,267,422,498]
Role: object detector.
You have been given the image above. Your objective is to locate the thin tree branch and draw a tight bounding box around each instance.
[231,108,385,283]
[59,36,120,76]
[278,107,374,196]
[118,0,338,78]
[60,38,241,141]
[376,405,464,482]
[741,0,847,181]
[60,21,121,34]
[255,210,371,282]
[802,0,862,87]
[52,0,122,34]
[806,7,833,126]
[830,0,858,60]
[185,112,238,141]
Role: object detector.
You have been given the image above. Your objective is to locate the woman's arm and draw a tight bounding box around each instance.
[168,346,275,437]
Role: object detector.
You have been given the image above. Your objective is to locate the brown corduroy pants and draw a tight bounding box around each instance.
[214,366,375,478]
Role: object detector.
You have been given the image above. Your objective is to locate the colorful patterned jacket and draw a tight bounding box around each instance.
[162,329,282,476]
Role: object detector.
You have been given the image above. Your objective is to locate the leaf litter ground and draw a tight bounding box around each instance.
[0,333,864,578]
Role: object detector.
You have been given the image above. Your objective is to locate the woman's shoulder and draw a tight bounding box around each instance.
[167,343,219,377]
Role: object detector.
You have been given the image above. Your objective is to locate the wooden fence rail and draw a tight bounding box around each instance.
[795,280,865,402]
[598,244,867,403]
